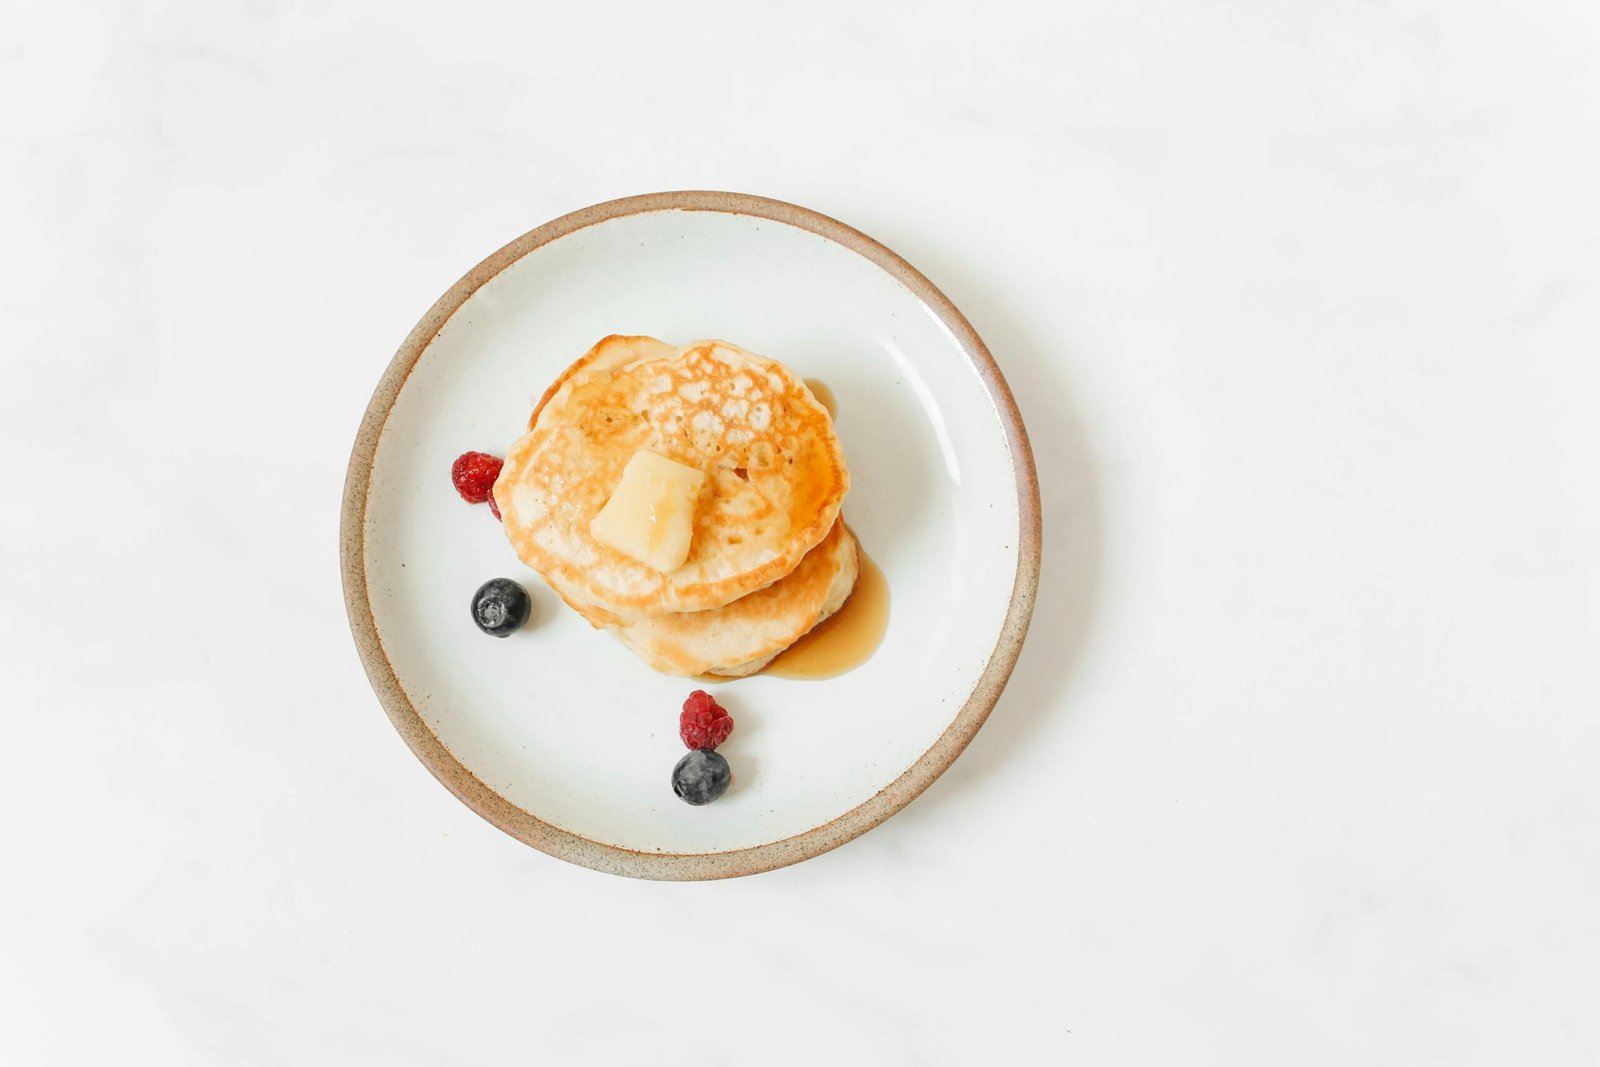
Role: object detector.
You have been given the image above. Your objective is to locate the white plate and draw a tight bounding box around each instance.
[341,192,1039,879]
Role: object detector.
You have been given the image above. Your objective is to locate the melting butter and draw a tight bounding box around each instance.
[591,450,706,573]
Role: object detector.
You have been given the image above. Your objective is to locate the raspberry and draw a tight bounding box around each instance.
[680,689,733,750]
[451,451,503,505]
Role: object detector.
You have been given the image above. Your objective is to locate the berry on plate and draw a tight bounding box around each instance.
[471,578,530,637]
[672,749,731,806]
[680,689,733,750]
[451,451,503,505]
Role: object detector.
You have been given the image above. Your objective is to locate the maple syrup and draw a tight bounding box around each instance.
[763,547,888,679]
[804,378,838,419]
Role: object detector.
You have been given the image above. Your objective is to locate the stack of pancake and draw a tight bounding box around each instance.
[493,336,856,676]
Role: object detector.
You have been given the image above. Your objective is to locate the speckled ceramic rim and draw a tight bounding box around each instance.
[340,191,1041,880]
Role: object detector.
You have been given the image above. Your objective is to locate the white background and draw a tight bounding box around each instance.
[3,1,1597,1063]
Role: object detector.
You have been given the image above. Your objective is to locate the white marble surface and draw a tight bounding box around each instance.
[4,1,1598,1062]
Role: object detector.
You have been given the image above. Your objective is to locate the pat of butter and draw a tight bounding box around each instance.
[590,450,707,573]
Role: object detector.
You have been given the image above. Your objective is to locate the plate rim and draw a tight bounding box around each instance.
[340,190,1041,880]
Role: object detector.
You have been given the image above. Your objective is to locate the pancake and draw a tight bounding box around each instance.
[528,334,675,433]
[494,337,849,622]
[610,520,859,677]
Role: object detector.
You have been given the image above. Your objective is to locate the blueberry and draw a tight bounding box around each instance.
[672,749,731,806]
[471,578,530,637]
